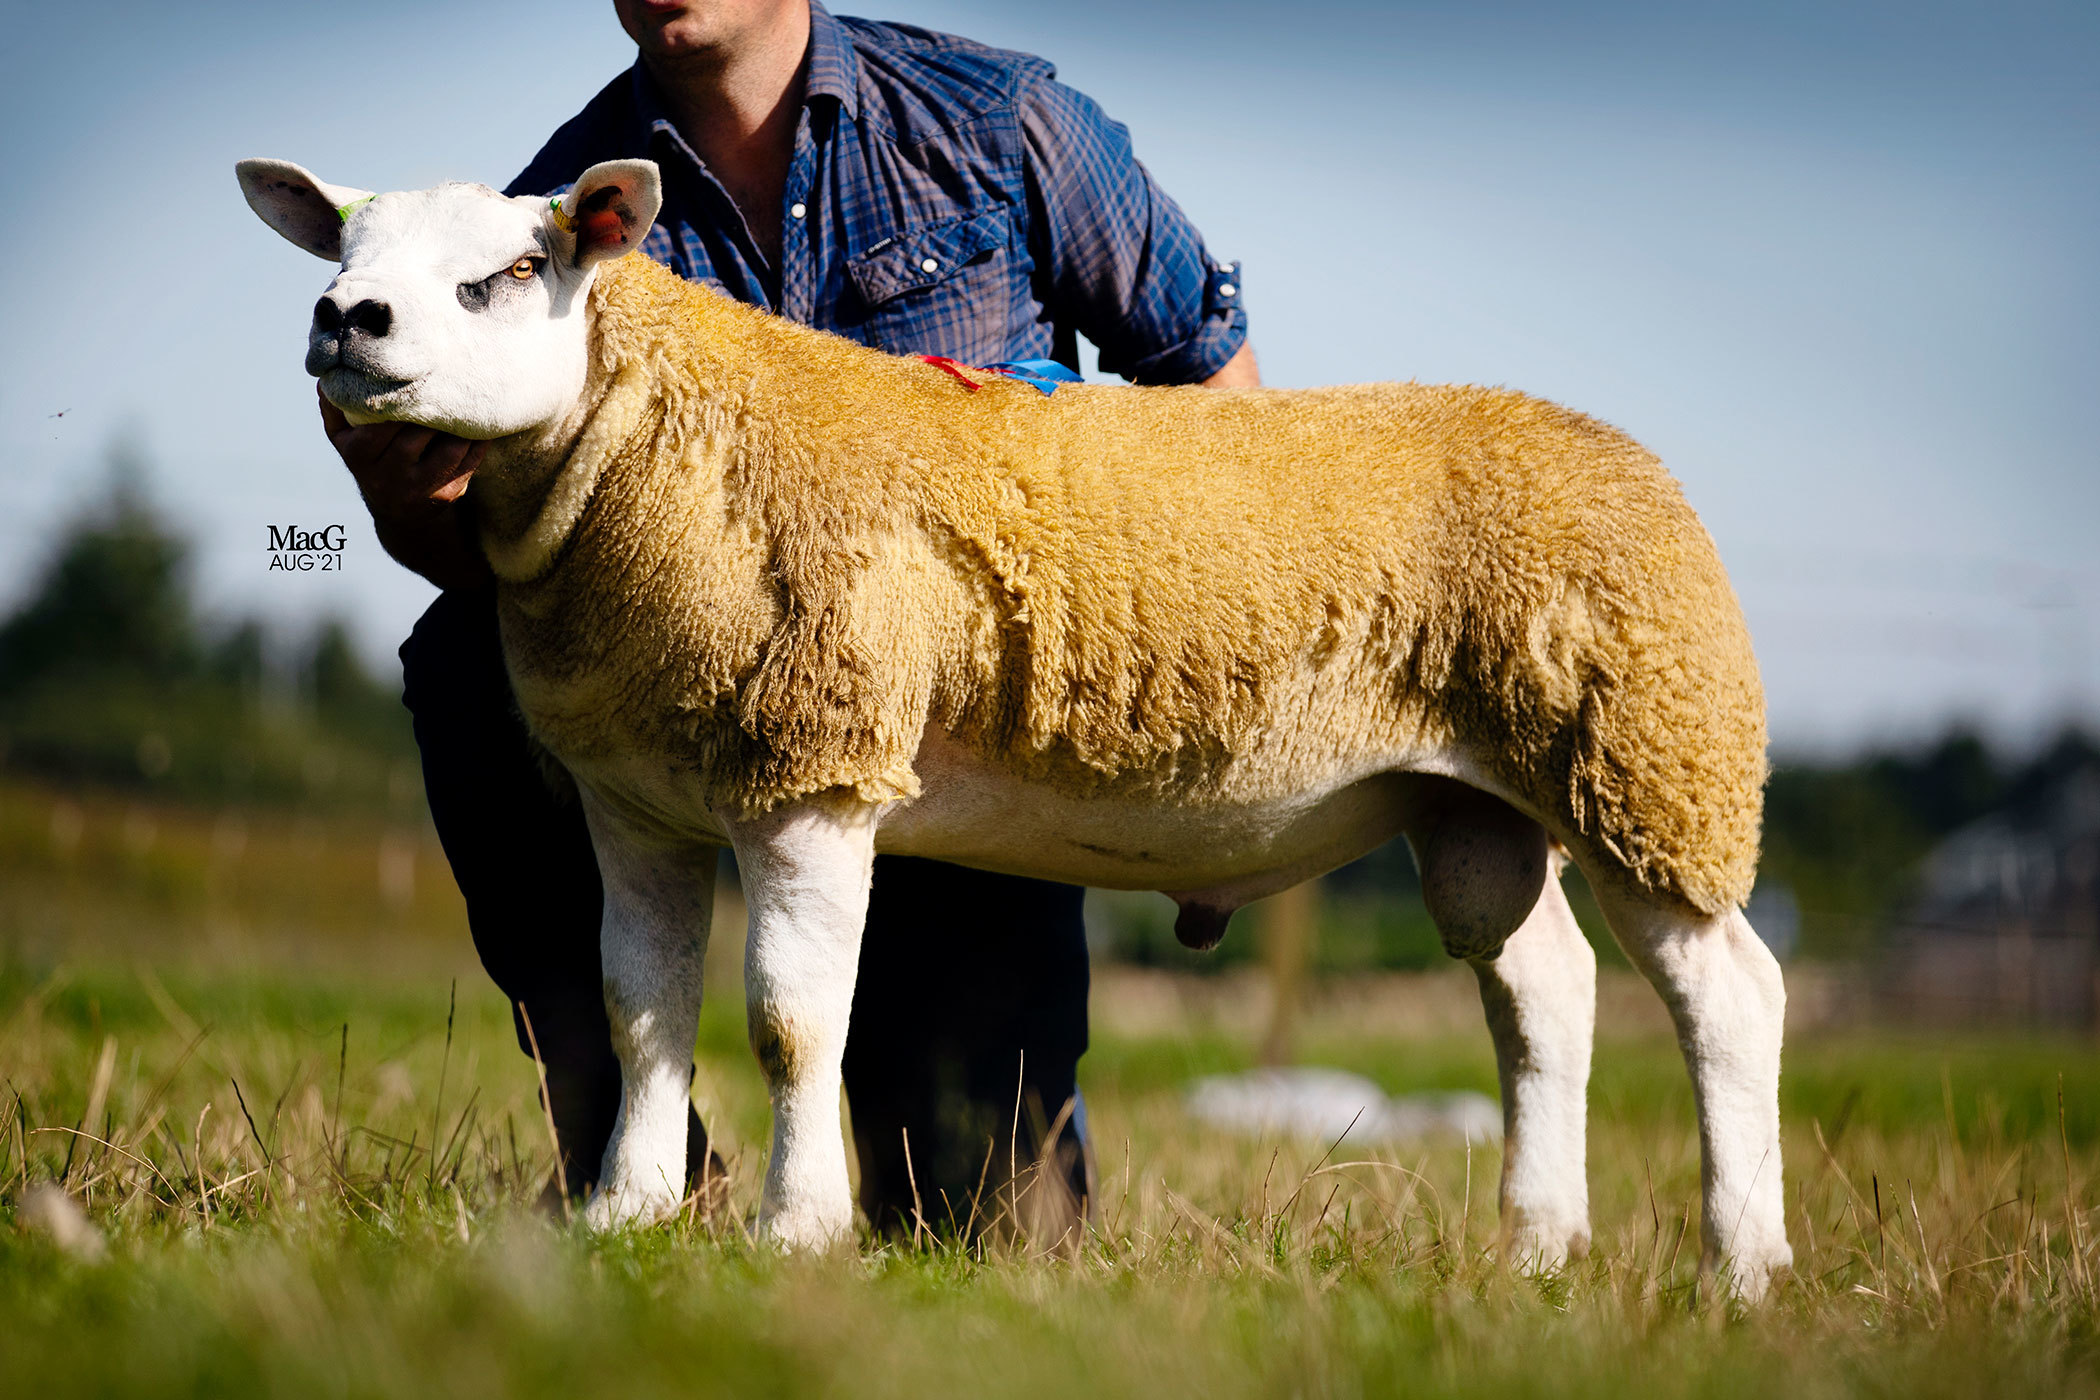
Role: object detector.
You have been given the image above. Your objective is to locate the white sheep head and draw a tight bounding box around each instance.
[235,158,663,439]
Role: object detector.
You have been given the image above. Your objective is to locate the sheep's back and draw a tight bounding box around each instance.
[570,258,1763,913]
[931,378,1765,913]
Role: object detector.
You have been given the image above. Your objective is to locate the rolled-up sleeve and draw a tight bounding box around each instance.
[1021,78,1246,385]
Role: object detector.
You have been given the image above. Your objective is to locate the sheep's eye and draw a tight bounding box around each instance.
[509,259,538,281]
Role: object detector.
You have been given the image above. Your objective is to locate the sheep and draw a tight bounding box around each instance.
[238,156,1792,1298]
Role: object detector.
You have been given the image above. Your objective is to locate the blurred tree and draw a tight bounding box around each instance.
[207,619,268,700]
[1759,727,2099,958]
[0,439,417,809]
[0,442,198,692]
[301,616,405,751]
[307,618,379,713]
[1760,763,1929,958]
[1869,731,2005,836]
[2002,730,2100,821]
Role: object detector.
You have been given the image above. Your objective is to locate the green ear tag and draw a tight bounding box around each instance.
[549,196,575,233]
[334,194,375,224]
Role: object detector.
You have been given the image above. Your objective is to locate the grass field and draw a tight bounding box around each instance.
[3,936,2098,1400]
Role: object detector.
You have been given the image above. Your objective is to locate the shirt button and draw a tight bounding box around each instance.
[790,202,806,220]
[921,257,940,273]
[1219,283,1236,297]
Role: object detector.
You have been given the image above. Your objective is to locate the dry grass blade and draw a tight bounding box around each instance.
[31,1127,187,1211]
[515,1003,570,1224]
[2060,1075,2092,1300]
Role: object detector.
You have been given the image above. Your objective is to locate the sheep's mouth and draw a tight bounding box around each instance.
[318,366,417,414]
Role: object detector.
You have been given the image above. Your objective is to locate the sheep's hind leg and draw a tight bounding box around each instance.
[1467,863,1597,1269]
[1595,885,1791,1300]
[577,796,717,1231]
[1414,788,1594,1269]
[726,800,877,1251]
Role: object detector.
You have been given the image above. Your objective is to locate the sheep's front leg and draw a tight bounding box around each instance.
[577,794,717,1231]
[1469,867,1596,1269]
[725,800,877,1250]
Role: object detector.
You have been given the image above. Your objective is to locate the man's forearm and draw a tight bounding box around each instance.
[1201,342,1260,389]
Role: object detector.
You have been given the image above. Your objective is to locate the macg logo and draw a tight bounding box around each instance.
[267,523,347,572]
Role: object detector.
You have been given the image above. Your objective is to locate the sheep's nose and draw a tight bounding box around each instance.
[346,299,392,337]
[313,295,391,338]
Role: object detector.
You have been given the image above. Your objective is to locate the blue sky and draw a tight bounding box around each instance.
[3,1,2095,753]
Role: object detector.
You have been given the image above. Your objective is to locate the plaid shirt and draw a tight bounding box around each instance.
[506,2,1245,383]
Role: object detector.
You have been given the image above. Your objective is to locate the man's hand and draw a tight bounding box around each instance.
[319,386,494,591]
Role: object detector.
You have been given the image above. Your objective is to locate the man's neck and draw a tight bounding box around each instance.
[641,6,812,268]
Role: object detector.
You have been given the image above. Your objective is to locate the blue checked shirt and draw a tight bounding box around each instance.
[506,2,1245,383]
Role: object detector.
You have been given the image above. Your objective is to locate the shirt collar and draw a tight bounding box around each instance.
[804,2,860,119]
[628,0,859,141]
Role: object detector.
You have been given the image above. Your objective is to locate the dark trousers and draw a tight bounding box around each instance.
[399,589,1091,1232]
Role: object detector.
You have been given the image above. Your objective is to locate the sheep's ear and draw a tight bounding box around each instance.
[236,159,375,260]
[550,160,661,271]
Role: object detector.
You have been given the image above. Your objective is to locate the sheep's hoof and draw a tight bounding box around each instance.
[1712,1241,1795,1305]
[1502,1219,1591,1273]
[580,1183,679,1232]
[758,1206,854,1253]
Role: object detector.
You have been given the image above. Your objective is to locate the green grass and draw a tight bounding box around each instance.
[3,948,2097,1399]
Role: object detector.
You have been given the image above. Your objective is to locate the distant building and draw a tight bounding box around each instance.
[1882,760,2100,1027]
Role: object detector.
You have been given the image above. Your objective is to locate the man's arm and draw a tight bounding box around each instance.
[319,388,493,591]
[1202,342,1260,388]
[1020,78,1256,388]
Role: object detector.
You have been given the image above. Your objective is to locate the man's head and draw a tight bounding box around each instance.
[235,159,663,439]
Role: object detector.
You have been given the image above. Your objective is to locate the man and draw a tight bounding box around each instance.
[326,0,1256,1234]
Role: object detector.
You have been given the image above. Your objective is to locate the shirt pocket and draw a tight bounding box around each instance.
[844,209,1012,363]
